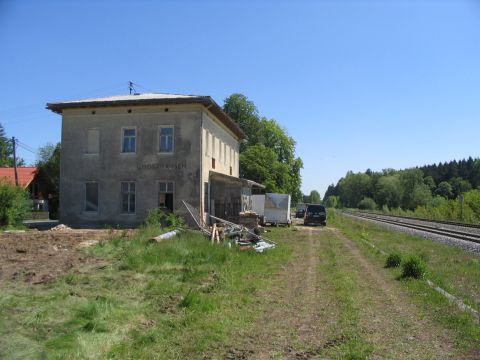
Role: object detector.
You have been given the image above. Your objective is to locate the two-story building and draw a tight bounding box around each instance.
[47,93,260,227]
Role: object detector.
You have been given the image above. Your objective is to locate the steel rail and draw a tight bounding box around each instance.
[346,211,480,244]
[346,210,480,229]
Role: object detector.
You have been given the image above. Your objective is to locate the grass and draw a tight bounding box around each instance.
[0,225,292,359]
[330,210,480,352]
[316,234,374,359]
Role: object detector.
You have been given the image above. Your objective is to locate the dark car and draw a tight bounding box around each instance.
[304,204,326,226]
[295,209,306,218]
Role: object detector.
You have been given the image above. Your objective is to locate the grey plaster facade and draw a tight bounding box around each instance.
[47,94,244,228]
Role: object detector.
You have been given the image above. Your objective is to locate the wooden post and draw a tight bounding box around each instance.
[12,137,18,187]
[211,223,217,244]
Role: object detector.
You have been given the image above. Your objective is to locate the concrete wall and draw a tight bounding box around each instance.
[59,104,203,227]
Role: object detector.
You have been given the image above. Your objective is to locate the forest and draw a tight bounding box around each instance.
[324,157,480,223]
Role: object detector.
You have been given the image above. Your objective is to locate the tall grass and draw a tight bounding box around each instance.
[0,224,291,359]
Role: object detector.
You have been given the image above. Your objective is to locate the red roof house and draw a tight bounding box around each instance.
[0,167,39,188]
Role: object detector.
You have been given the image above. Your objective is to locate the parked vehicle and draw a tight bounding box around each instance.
[295,203,307,218]
[252,193,291,226]
[304,204,326,226]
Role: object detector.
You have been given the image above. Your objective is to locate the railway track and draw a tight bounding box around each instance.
[345,211,480,245]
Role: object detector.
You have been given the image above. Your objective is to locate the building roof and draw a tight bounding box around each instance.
[46,93,245,140]
[0,167,38,188]
[210,171,265,189]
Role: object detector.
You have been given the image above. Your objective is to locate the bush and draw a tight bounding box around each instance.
[385,253,402,268]
[358,197,377,210]
[144,208,186,229]
[401,256,427,279]
[0,180,29,227]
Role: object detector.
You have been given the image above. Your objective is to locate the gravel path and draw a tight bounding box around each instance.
[344,213,480,256]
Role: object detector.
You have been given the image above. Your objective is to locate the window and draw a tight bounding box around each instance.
[212,135,217,159]
[159,126,174,153]
[204,130,208,156]
[85,182,98,212]
[224,143,227,164]
[122,128,136,153]
[212,158,216,169]
[158,181,174,211]
[86,128,99,154]
[121,182,135,213]
[204,182,209,213]
[219,140,223,163]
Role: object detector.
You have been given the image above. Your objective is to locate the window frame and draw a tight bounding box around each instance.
[121,127,137,154]
[84,181,99,213]
[158,125,174,154]
[120,181,136,214]
[85,128,100,155]
[157,181,175,211]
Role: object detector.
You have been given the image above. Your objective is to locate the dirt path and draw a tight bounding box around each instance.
[227,225,461,359]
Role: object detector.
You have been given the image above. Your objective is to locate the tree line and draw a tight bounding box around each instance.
[323,158,480,222]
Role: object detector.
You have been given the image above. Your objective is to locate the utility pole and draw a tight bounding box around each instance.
[12,137,18,186]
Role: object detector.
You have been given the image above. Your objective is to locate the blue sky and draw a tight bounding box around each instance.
[1,0,479,196]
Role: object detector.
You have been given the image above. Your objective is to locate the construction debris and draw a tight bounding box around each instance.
[151,230,180,242]
[49,224,72,232]
[182,201,277,252]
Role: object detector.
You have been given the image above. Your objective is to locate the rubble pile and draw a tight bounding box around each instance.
[182,201,276,253]
[48,224,72,232]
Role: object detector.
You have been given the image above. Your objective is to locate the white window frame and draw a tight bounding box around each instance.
[158,125,174,154]
[120,181,136,214]
[85,128,100,155]
[158,181,175,210]
[121,127,136,154]
[84,181,99,213]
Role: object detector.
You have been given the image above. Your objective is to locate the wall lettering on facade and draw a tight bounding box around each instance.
[137,161,187,170]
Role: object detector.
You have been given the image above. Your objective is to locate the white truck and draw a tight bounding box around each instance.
[252,193,291,226]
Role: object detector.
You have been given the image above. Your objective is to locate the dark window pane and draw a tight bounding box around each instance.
[85,183,98,212]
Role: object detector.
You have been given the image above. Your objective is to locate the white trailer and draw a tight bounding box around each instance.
[252,194,265,216]
[252,193,291,226]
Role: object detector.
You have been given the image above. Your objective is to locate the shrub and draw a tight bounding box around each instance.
[385,253,402,268]
[357,197,377,210]
[0,180,29,227]
[401,256,427,279]
[144,208,186,229]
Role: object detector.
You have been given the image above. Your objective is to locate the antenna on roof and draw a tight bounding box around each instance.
[128,81,137,95]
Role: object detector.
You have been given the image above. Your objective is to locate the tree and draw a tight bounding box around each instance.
[374,175,402,209]
[399,169,427,209]
[449,177,472,198]
[424,176,436,192]
[0,123,24,167]
[324,195,339,208]
[223,94,304,203]
[435,181,453,199]
[239,144,287,193]
[338,172,372,208]
[0,179,29,227]
[309,190,321,204]
[358,197,377,210]
[36,143,61,218]
[223,94,262,151]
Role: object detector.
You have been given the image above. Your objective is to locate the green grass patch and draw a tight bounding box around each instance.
[316,233,374,359]
[331,210,480,352]
[0,225,292,359]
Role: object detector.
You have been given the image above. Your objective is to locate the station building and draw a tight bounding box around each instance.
[47,93,261,227]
